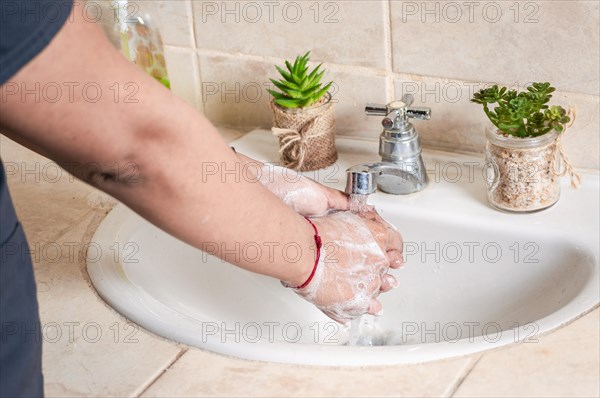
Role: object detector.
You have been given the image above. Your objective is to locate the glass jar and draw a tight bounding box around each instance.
[94,0,170,89]
[485,125,561,212]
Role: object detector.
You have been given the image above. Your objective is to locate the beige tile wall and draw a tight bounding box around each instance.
[152,0,599,170]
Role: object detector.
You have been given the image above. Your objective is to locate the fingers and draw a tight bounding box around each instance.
[300,208,402,324]
[367,298,383,316]
[327,313,351,325]
[326,188,350,212]
[323,306,363,325]
[370,210,402,252]
[359,216,390,251]
[387,249,404,269]
[355,207,402,252]
[354,205,378,221]
[379,273,399,292]
[364,209,404,273]
[385,227,403,254]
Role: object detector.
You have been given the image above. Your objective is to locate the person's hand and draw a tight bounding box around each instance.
[287,210,404,324]
[257,164,349,217]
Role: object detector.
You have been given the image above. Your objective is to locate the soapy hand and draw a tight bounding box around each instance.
[289,210,404,324]
[257,164,349,217]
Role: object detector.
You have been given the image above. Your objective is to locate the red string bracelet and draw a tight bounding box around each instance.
[291,217,322,290]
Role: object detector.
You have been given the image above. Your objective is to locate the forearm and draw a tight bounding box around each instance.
[0,3,314,286]
[111,119,315,286]
[102,110,315,285]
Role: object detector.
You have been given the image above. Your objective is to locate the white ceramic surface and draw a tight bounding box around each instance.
[87,130,599,366]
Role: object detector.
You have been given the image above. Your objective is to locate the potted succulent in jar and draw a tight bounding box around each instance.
[267,52,337,171]
[472,82,576,212]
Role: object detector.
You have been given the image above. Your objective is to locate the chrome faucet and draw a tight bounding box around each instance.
[345,94,431,195]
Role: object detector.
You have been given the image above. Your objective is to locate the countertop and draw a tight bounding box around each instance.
[1,128,598,397]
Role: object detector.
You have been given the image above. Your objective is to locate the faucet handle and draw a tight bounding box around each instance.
[366,97,431,131]
[365,103,388,116]
[365,96,413,115]
[400,93,414,107]
[406,107,431,120]
[365,95,429,118]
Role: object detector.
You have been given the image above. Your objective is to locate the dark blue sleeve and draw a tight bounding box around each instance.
[1,162,44,397]
[1,3,74,394]
[0,0,74,84]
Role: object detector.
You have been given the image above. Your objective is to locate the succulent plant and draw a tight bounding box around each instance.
[267,51,333,109]
[472,82,570,138]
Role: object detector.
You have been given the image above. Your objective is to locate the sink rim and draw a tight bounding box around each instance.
[86,130,600,366]
[87,203,599,366]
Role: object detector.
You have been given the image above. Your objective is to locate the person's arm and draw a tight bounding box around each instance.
[0,3,403,320]
[0,3,314,287]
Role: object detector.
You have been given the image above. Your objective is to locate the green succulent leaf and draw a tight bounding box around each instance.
[304,66,325,90]
[275,66,293,83]
[274,98,303,108]
[311,81,333,102]
[266,89,289,101]
[267,52,333,109]
[471,82,570,137]
[269,78,298,93]
[285,60,293,73]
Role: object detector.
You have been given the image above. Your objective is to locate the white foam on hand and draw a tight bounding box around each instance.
[292,211,402,324]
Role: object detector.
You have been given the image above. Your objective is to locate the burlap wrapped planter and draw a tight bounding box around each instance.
[270,93,337,171]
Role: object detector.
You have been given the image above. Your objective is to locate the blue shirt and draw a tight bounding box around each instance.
[1,1,73,396]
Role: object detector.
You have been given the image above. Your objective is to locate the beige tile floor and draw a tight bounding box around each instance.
[1,130,598,398]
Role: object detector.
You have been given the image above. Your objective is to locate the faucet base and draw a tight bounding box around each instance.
[377,174,427,195]
[377,159,428,195]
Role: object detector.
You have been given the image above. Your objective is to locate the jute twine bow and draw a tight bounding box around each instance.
[552,108,581,189]
[270,97,337,171]
[272,118,322,170]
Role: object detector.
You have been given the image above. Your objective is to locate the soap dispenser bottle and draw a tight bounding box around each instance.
[95,0,171,89]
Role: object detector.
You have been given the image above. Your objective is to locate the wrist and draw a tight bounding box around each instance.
[284,216,320,288]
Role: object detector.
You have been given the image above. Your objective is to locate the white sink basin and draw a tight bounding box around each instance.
[87,130,599,366]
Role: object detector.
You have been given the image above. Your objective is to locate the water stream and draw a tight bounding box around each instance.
[347,194,388,346]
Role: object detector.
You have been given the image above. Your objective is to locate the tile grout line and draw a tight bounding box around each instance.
[133,347,189,398]
[192,50,203,112]
[41,208,96,246]
[383,0,395,102]
[446,355,483,398]
[187,0,197,49]
[187,0,204,113]
[163,45,424,83]
[164,45,600,100]
[188,47,389,77]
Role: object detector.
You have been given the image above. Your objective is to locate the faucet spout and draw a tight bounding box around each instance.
[345,164,382,195]
[345,161,428,196]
